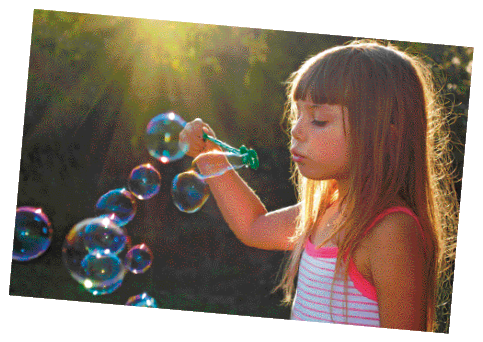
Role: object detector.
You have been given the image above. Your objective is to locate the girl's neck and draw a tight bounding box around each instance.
[334,178,349,204]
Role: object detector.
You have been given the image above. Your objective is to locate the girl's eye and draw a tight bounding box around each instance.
[312,120,328,127]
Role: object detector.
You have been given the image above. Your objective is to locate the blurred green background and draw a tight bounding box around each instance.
[10,9,472,333]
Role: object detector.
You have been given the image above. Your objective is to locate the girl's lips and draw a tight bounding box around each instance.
[290,150,305,163]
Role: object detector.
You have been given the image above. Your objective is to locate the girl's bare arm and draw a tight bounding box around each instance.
[204,168,299,250]
[179,119,298,251]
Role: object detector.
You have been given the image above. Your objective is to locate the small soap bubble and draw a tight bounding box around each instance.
[95,188,137,226]
[171,170,210,213]
[63,217,128,295]
[145,112,188,164]
[126,292,158,308]
[83,216,127,255]
[128,163,161,200]
[13,207,53,262]
[124,243,153,274]
[81,251,125,295]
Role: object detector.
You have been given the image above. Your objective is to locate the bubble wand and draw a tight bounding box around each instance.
[202,132,259,170]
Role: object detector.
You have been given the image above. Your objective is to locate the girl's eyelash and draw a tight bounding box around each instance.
[295,107,327,127]
[312,120,328,127]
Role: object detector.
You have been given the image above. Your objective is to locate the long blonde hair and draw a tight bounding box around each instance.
[276,40,459,332]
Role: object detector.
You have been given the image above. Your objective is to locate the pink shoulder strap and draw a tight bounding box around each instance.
[362,206,425,244]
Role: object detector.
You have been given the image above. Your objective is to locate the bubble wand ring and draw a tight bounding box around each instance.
[202,132,259,170]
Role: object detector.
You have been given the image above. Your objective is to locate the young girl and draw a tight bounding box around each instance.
[179,40,458,331]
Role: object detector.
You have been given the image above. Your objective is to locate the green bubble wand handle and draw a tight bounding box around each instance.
[202,132,259,170]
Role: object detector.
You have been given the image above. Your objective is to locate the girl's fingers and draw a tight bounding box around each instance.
[179,118,220,157]
[202,124,215,137]
[201,125,222,152]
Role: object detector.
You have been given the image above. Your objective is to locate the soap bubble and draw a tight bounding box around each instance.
[124,243,153,274]
[83,216,127,255]
[95,188,137,226]
[62,217,128,295]
[126,292,158,308]
[81,251,125,295]
[128,163,161,200]
[171,170,210,213]
[13,207,53,262]
[145,112,188,164]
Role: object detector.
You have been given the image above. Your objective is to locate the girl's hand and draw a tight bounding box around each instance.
[179,118,219,158]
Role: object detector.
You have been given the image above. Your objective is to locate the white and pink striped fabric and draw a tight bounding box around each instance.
[291,207,422,327]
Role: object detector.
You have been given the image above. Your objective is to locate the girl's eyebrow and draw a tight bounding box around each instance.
[297,101,328,110]
[296,101,321,111]
[298,102,337,118]
[295,101,344,121]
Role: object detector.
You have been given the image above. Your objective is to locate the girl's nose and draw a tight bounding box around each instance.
[291,118,305,142]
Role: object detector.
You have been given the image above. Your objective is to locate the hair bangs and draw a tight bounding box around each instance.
[292,50,352,106]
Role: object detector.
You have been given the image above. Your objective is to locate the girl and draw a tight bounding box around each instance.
[179,40,458,331]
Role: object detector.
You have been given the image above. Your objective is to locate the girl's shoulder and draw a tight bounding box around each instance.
[365,205,422,234]
[348,204,428,294]
[364,205,427,257]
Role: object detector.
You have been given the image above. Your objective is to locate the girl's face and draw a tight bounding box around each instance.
[290,100,351,182]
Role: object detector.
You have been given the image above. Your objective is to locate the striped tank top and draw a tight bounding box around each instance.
[291,207,422,327]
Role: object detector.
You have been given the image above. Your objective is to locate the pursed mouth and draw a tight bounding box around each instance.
[290,149,306,162]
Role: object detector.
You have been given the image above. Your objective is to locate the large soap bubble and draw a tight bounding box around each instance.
[62,217,128,295]
[13,207,53,262]
[83,216,127,255]
[145,112,188,164]
[171,170,210,213]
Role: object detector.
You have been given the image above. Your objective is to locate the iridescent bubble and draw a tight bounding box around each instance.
[13,207,53,262]
[128,163,161,200]
[83,216,127,255]
[124,243,153,274]
[126,292,158,308]
[81,251,125,295]
[145,112,188,164]
[62,217,128,295]
[171,170,210,213]
[95,188,137,226]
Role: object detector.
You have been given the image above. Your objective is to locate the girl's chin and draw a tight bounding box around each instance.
[298,170,328,181]
[298,169,340,182]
